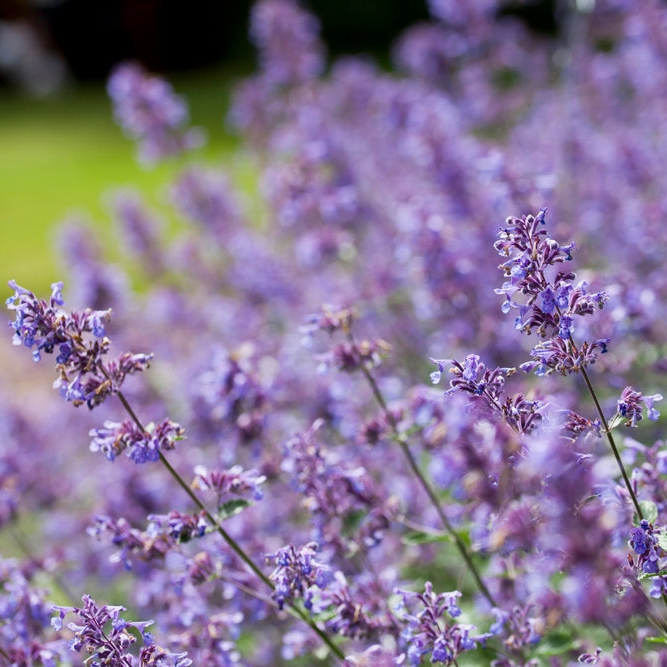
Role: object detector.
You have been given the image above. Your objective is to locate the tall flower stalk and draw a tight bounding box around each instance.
[492,208,646,519]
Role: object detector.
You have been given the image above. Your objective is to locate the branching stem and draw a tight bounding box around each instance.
[348,333,497,609]
[578,363,643,520]
[114,389,345,661]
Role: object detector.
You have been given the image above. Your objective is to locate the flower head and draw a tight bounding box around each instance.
[108,62,204,165]
[494,210,610,376]
[7,281,153,409]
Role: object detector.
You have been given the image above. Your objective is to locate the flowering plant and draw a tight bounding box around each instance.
[2,1,667,665]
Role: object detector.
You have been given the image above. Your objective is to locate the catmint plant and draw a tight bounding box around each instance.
[5,0,667,664]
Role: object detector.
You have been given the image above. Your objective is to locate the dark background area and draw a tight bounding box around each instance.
[0,0,559,86]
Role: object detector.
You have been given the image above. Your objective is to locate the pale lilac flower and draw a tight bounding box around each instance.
[265,542,333,610]
[89,418,184,463]
[250,0,325,86]
[108,62,204,165]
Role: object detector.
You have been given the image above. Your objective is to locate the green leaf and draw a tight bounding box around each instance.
[218,499,251,521]
[401,531,451,546]
[534,629,578,656]
[657,533,667,552]
[607,412,624,430]
[639,500,659,525]
[645,636,667,645]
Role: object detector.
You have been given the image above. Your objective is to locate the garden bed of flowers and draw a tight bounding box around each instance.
[2,1,667,665]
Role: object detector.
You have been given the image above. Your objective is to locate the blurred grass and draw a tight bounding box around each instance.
[0,63,252,295]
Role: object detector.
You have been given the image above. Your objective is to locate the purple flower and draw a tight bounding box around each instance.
[616,386,663,427]
[395,583,490,665]
[7,281,153,409]
[52,595,174,664]
[629,520,663,574]
[89,418,184,463]
[265,542,333,610]
[250,0,325,86]
[494,209,610,376]
[169,166,246,242]
[192,464,267,502]
[107,62,204,165]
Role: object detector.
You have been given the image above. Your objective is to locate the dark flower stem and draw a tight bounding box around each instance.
[114,389,345,662]
[349,333,497,609]
[578,363,643,520]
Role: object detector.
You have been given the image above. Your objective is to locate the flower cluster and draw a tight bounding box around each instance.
[249,0,325,86]
[7,280,152,408]
[494,210,610,376]
[89,418,184,463]
[265,542,333,611]
[395,583,491,665]
[615,386,663,428]
[629,520,665,575]
[107,62,204,164]
[431,354,544,434]
[52,595,191,666]
[191,464,266,506]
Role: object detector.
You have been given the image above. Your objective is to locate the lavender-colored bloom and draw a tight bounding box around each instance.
[169,166,246,242]
[432,354,514,400]
[192,464,267,502]
[6,281,153,409]
[88,514,188,570]
[0,555,59,656]
[52,594,178,664]
[494,210,608,355]
[395,583,490,665]
[432,355,543,434]
[250,0,325,86]
[111,190,165,276]
[265,542,333,610]
[108,62,204,165]
[315,338,391,375]
[281,421,392,551]
[629,520,664,574]
[616,386,663,427]
[89,418,184,463]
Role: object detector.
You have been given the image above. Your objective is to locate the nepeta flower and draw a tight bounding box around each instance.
[89,418,184,463]
[324,572,399,641]
[395,583,490,665]
[431,355,543,434]
[494,209,609,376]
[316,338,391,374]
[192,464,266,502]
[6,281,152,408]
[281,421,392,551]
[265,542,333,610]
[51,595,175,665]
[250,0,325,86]
[169,166,245,242]
[431,354,514,400]
[616,386,663,427]
[107,62,204,165]
[629,520,664,575]
[300,305,357,345]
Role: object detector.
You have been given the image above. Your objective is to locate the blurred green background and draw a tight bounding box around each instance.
[0,65,247,295]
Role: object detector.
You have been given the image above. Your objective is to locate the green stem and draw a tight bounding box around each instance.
[577,365,643,521]
[115,390,345,661]
[350,337,497,609]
